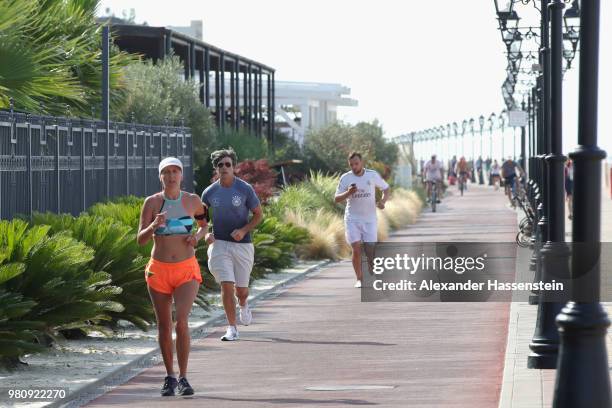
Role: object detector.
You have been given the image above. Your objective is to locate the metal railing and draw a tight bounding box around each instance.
[0,110,193,219]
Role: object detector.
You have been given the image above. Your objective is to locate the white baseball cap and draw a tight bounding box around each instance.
[158,157,183,175]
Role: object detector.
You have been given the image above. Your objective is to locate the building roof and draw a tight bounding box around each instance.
[107,23,274,73]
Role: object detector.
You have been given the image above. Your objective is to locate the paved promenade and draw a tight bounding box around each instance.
[86,184,517,407]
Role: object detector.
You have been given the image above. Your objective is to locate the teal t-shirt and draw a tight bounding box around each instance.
[201,177,260,243]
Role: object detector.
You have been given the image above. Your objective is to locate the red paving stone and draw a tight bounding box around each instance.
[87,184,517,407]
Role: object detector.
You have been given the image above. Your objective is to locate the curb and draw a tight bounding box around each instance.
[497,209,532,408]
[51,259,333,408]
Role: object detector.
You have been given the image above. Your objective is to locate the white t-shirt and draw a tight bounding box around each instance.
[336,169,389,223]
[424,160,444,181]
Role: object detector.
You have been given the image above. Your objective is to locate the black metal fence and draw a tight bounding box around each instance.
[0,111,193,220]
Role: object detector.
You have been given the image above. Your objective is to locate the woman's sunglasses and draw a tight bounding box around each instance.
[217,162,232,168]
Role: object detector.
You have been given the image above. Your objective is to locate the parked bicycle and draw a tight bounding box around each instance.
[513,178,536,247]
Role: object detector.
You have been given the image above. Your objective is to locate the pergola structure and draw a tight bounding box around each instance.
[110,24,275,142]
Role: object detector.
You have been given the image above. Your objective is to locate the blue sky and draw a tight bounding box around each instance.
[98,0,612,160]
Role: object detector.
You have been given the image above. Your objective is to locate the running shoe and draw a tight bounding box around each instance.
[160,376,178,396]
[177,377,194,396]
[239,303,252,326]
[354,280,362,288]
[221,325,239,341]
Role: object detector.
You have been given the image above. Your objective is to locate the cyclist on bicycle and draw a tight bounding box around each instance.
[501,157,525,208]
[424,154,444,203]
[455,156,470,191]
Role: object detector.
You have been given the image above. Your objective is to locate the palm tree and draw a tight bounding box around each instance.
[0,0,133,116]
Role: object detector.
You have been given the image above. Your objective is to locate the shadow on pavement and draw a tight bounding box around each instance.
[197,396,378,405]
[240,337,396,347]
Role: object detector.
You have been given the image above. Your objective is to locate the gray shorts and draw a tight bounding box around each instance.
[207,239,255,287]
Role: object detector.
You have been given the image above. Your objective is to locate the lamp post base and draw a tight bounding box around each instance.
[552,302,611,408]
[527,348,558,369]
[527,242,570,369]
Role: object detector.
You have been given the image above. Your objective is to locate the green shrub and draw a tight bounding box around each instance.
[0,220,123,342]
[268,171,344,219]
[88,200,142,230]
[195,128,270,189]
[86,199,153,257]
[116,56,217,189]
[251,217,310,280]
[0,262,45,368]
[303,120,399,176]
[31,213,154,331]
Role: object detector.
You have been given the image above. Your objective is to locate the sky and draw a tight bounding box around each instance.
[97,0,612,160]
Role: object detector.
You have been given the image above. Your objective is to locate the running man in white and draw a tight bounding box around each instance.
[335,152,390,288]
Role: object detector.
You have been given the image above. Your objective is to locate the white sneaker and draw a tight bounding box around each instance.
[221,325,239,341]
[239,304,252,326]
[354,280,362,288]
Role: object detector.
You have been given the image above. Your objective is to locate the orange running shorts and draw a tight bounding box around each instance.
[145,256,202,295]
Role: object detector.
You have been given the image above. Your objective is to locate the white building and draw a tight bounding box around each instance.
[274,81,358,146]
[203,79,358,146]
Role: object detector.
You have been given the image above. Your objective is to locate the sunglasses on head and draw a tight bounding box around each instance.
[217,161,232,168]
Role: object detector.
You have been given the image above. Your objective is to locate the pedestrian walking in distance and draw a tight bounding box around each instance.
[335,152,390,288]
[201,148,263,341]
[564,158,574,220]
[137,157,208,397]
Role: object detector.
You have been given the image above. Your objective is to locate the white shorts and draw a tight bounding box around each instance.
[345,221,377,244]
[207,239,255,287]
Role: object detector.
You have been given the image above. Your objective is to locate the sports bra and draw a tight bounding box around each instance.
[153,191,194,236]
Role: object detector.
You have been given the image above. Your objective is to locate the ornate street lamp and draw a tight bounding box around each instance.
[499,110,506,159]
[469,118,476,182]
[439,125,446,160]
[562,1,580,70]
[478,115,485,184]
[553,1,611,405]
[563,0,580,29]
[461,119,468,158]
[469,118,475,160]
[493,0,519,31]
[430,127,436,155]
[488,113,497,161]
[446,123,453,160]
[562,29,579,70]
[487,113,496,185]
[453,122,459,158]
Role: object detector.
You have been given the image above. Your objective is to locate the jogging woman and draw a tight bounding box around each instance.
[137,157,208,397]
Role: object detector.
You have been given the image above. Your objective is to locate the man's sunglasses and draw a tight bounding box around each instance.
[217,162,232,168]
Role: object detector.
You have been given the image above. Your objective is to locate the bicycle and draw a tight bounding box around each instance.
[427,180,439,212]
[513,178,535,247]
[458,172,468,196]
[503,176,517,208]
